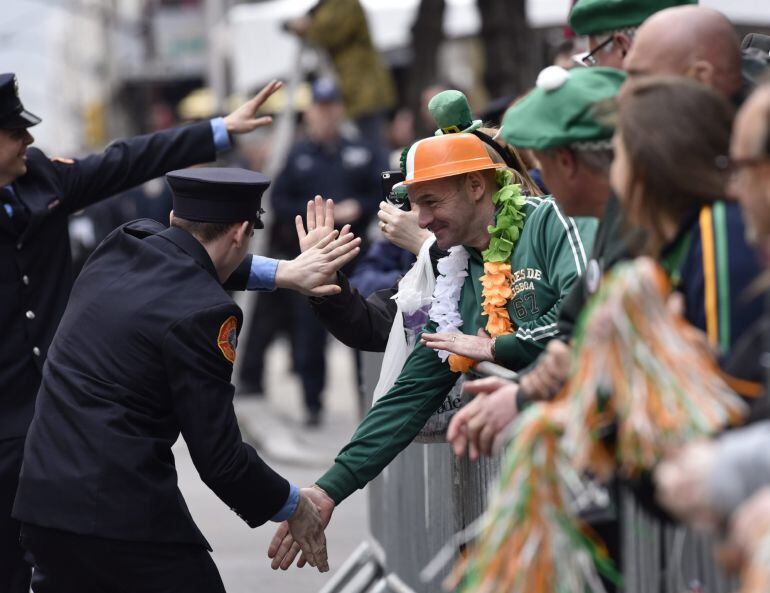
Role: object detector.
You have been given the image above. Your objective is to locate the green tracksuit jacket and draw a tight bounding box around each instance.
[317,196,597,503]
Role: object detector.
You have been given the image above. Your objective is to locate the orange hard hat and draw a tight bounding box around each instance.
[403,133,504,185]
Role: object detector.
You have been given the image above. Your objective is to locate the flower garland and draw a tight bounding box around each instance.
[428,169,527,372]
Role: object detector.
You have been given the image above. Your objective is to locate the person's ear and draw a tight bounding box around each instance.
[555,147,579,179]
[232,221,251,249]
[614,32,633,58]
[687,60,714,87]
[465,171,486,203]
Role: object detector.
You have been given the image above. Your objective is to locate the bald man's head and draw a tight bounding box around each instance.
[624,6,742,98]
[729,84,770,245]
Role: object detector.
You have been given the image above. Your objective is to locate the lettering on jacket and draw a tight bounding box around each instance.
[510,267,543,320]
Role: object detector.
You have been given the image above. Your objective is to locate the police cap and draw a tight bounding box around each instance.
[0,73,42,129]
[311,78,342,103]
[166,167,270,229]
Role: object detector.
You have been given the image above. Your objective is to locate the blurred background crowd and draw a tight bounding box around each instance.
[5,1,770,592]
[7,0,766,427]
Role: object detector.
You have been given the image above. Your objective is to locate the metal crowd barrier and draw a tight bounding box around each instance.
[325,351,738,593]
[358,352,501,593]
[620,489,738,593]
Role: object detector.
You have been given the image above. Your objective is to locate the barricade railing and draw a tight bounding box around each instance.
[333,351,737,593]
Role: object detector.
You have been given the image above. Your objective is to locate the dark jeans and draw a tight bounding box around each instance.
[355,112,389,169]
[20,524,226,593]
[240,290,327,414]
[0,436,30,593]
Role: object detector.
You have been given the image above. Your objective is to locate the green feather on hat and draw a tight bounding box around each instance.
[569,0,698,36]
[428,90,483,136]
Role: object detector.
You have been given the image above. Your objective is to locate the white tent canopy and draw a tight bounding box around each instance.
[228,0,770,94]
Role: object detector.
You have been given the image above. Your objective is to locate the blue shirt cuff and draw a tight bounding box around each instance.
[271,483,300,522]
[209,117,232,152]
[247,256,278,291]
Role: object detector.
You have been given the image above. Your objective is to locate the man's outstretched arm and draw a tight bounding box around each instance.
[268,330,458,569]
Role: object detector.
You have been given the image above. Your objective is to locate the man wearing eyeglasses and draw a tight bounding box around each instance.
[569,0,697,68]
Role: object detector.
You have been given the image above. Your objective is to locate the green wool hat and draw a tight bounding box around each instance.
[569,0,698,36]
[501,66,626,151]
[428,90,482,136]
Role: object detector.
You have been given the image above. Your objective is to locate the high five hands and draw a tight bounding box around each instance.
[269,485,336,571]
[275,195,361,296]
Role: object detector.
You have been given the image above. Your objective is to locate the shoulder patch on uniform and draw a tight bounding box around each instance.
[50,156,75,165]
[217,315,238,364]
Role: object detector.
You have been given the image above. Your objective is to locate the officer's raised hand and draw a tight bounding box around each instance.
[223,79,283,135]
[270,485,335,571]
[282,488,330,573]
[275,229,360,297]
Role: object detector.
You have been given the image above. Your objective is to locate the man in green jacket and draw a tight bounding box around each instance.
[447,65,627,457]
[268,131,597,567]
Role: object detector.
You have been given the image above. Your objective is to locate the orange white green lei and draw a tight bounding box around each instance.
[428,169,527,372]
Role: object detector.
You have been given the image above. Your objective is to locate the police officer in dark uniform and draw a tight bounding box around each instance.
[239,78,381,425]
[13,168,346,592]
[0,74,287,592]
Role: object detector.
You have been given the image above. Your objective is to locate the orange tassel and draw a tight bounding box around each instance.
[449,354,476,373]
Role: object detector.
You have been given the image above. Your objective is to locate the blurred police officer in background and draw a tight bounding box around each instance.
[12,167,363,592]
[238,78,380,426]
[0,73,283,593]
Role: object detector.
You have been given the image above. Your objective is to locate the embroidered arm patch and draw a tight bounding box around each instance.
[217,315,238,364]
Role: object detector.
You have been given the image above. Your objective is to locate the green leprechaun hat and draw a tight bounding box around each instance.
[429,90,483,136]
[569,0,698,36]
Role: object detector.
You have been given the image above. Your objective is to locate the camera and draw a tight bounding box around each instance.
[381,170,409,211]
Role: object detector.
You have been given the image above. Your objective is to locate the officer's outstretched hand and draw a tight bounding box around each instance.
[224,79,282,135]
[269,485,335,571]
[275,229,360,296]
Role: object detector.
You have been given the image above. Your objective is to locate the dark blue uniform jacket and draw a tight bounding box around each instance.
[13,220,288,549]
[0,121,217,439]
[269,137,380,256]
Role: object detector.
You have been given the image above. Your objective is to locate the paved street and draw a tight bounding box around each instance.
[174,338,368,593]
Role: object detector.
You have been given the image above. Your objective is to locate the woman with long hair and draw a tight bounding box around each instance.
[611,76,763,354]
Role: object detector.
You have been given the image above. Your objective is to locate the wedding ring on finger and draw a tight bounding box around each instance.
[451,335,457,343]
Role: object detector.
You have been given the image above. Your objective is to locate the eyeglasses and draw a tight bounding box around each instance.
[715,154,770,182]
[579,36,614,67]
[716,155,770,170]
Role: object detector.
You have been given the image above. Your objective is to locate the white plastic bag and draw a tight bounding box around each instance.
[372,236,436,403]
[371,236,465,443]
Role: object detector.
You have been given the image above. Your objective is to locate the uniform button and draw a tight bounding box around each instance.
[32,347,40,357]
[22,275,29,285]
[16,242,22,251]
[26,310,35,319]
